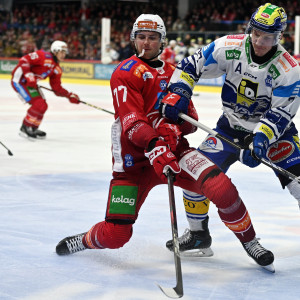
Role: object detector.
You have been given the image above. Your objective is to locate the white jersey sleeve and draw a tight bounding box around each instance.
[254,52,300,143]
[168,36,228,96]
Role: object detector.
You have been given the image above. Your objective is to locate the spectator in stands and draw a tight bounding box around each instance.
[118,40,134,61]
[79,2,91,29]
[0,0,296,60]
[172,17,187,32]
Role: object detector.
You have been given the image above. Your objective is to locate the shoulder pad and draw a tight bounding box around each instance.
[226,34,246,40]
[223,35,246,47]
[120,59,138,72]
[54,66,62,75]
[44,51,53,59]
[133,63,150,79]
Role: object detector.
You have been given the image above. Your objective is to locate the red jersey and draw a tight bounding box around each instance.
[160,47,176,65]
[110,55,197,173]
[11,49,69,97]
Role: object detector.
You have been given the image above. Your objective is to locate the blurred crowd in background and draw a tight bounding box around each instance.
[0,0,299,63]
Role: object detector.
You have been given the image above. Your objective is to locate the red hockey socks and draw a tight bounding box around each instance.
[23,97,48,128]
[218,197,255,242]
[83,221,133,249]
[201,172,255,242]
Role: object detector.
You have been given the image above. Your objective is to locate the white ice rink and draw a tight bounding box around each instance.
[1,77,300,300]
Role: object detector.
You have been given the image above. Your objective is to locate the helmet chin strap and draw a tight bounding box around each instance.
[52,52,59,63]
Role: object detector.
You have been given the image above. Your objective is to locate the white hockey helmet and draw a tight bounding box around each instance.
[130,14,166,43]
[169,40,177,47]
[50,40,68,54]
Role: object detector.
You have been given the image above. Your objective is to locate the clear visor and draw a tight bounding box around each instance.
[250,28,281,47]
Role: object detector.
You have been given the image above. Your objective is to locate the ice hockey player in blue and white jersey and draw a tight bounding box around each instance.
[160,3,300,258]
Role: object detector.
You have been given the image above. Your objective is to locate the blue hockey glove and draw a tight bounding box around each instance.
[240,149,261,168]
[239,134,261,168]
[159,93,189,123]
[252,132,269,159]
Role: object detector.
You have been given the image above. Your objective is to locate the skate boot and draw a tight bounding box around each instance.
[242,237,275,272]
[166,217,213,257]
[56,232,87,255]
[19,124,37,140]
[34,128,46,139]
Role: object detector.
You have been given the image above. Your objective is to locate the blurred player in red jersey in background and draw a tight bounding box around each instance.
[11,40,80,140]
[55,14,274,272]
[294,54,300,65]
[160,39,176,65]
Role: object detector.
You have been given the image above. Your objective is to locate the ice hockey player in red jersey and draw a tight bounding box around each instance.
[11,40,80,139]
[294,54,300,65]
[55,14,274,272]
[160,39,176,65]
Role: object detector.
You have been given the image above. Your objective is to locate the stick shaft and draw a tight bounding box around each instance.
[179,113,300,183]
[79,100,114,115]
[157,171,183,298]
[0,141,13,156]
[167,171,183,296]
[38,85,114,115]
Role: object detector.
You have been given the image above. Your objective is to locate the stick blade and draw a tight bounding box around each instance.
[156,283,183,298]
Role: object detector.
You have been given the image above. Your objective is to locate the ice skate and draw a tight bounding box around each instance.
[242,238,275,273]
[19,124,38,140]
[19,125,46,140]
[166,217,213,257]
[56,232,87,255]
[34,128,46,139]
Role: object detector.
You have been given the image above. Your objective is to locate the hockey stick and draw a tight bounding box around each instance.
[77,100,114,115]
[157,171,184,298]
[179,113,300,184]
[0,141,13,156]
[38,86,114,115]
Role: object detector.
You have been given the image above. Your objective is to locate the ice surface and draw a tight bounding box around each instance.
[1,78,300,300]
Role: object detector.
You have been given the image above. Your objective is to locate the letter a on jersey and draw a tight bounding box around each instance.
[235,62,242,74]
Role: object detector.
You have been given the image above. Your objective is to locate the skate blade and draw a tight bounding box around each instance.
[261,263,275,273]
[36,135,46,140]
[180,247,214,257]
[19,131,37,141]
